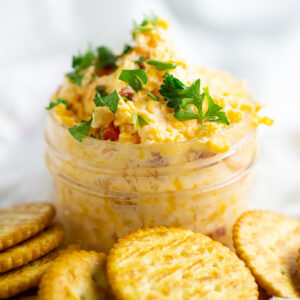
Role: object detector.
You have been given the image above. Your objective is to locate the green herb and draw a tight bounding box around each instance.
[68,119,92,142]
[121,44,132,55]
[147,59,176,71]
[147,92,159,101]
[123,95,131,101]
[132,113,149,128]
[93,90,119,114]
[67,46,96,86]
[132,12,158,38]
[97,46,118,69]
[95,85,109,97]
[119,69,147,91]
[159,72,229,128]
[98,128,103,140]
[135,56,147,68]
[67,72,84,86]
[45,98,69,110]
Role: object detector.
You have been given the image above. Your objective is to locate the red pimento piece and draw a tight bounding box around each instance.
[101,122,120,141]
[95,65,116,76]
[119,88,133,101]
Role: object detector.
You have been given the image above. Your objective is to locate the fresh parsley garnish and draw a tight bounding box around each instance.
[123,95,131,101]
[147,59,176,71]
[132,113,149,128]
[121,44,132,55]
[159,72,229,128]
[97,46,118,69]
[68,119,92,142]
[93,90,120,114]
[132,12,158,38]
[67,72,84,86]
[45,98,69,110]
[147,92,159,101]
[119,69,147,92]
[67,47,95,86]
[135,56,147,68]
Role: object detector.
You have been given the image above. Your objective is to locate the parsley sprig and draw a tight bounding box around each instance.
[97,46,118,70]
[159,72,229,128]
[132,12,158,38]
[46,98,69,110]
[93,90,120,114]
[67,46,95,86]
[147,59,176,71]
[132,113,149,128]
[119,69,147,92]
[67,44,132,86]
[68,119,92,142]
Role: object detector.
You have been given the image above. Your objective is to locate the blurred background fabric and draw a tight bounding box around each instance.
[0,0,299,214]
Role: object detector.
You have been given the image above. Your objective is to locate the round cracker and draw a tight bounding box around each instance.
[38,250,112,300]
[0,202,55,251]
[0,222,64,273]
[107,227,258,300]
[233,210,300,298]
[298,248,300,274]
[0,244,80,299]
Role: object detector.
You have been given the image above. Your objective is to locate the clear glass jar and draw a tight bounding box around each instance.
[45,112,257,252]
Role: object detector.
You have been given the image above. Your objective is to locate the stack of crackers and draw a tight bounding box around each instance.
[0,203,79,299]
[1,203,300,299]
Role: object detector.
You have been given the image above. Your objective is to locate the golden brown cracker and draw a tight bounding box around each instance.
[233,210,300,298]
[0,244,80,299]
[298,248,300,274]
[0,202,55,251]
[38,250,112,300]
[0,222,64,273]
[107,227,258,300]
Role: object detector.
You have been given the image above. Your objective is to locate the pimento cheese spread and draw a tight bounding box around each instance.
[45,14,271,252]
[49,15,271,152]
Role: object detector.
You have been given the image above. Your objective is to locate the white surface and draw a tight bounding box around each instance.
[0,0,299,215]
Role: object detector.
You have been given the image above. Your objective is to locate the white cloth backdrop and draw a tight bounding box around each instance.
[0,0,299,216]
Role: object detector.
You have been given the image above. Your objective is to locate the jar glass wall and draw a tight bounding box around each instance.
[45,112,257,252]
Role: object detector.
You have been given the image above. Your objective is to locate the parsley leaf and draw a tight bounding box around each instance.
[71,48,95,71]
[68,119,92,142]
[147,92,159,101]
[119,69,147,91]
[132,113,149,127]
[67,47,95,86]
[135,56,147,68]
[159,72,188,112]
[93,90,120,114]
[147,59,176,71]
[159,72,229,128]
[67,72,84,86]
[203,87,230,125]
[45,98,69,110]
[132,12,158,38]
[97,46,118,69]
[121,44,132,55]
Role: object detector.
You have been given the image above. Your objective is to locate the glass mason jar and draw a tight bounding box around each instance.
[45,112,257,252]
